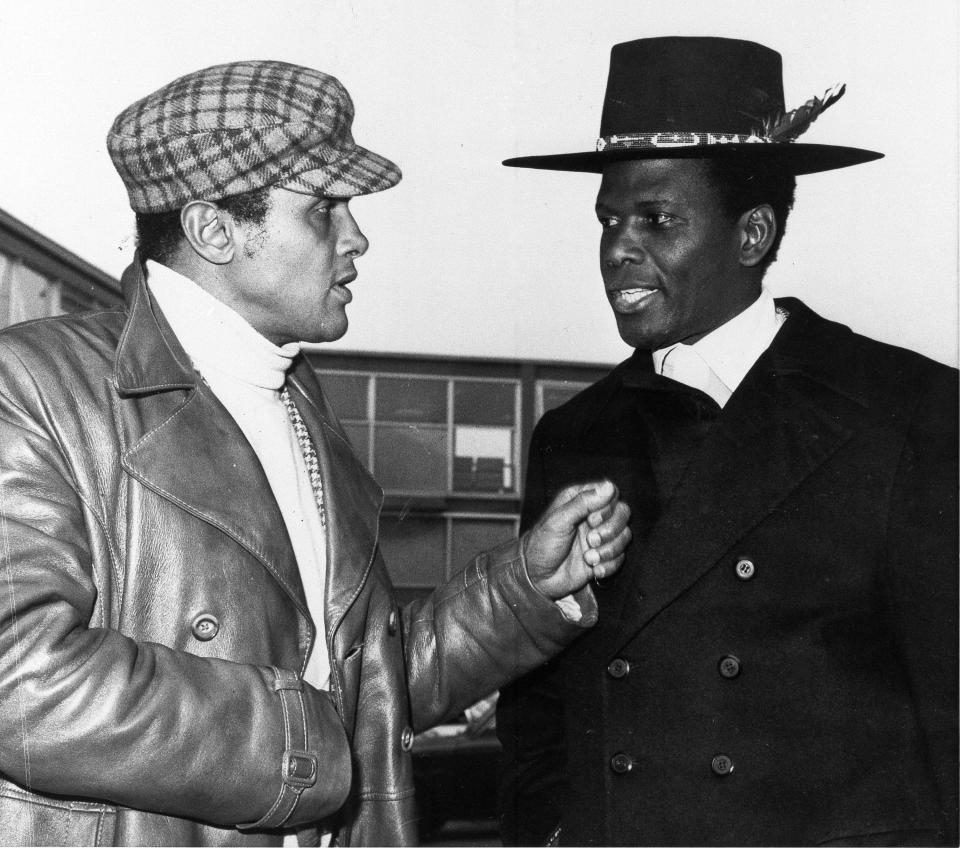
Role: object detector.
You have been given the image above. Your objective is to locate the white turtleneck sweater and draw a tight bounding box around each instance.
[146,260,330,691]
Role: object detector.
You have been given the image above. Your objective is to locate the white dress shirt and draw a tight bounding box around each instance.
[653,289,788,407]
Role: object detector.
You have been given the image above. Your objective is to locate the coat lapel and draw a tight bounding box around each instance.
[286,360,383,643]
[115,258,309,617]
[120,386,310,616]
[602,302,869,653]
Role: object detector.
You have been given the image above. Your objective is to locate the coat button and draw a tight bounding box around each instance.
[607,658,631,679]
[388,610,398,636]
[610,752,635,774]
[734,558,756,580]
[711,754,734,776]
[400,726,415,752]
[191,613,219,641]
[718,655,741,679]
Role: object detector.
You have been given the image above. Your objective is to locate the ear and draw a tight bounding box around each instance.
[180,201,236,265]
[737,204,777,268]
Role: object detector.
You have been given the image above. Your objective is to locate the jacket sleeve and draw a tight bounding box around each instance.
[881,366,959,844]
[497,417,569,845]
[0,347,349,831]
[400,540,596,735]
[399,409,597,732]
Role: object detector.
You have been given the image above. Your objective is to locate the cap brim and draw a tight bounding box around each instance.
[282,144,402,197]
[503,143,883,176]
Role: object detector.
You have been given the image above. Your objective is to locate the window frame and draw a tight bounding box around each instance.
[319,368,522,500]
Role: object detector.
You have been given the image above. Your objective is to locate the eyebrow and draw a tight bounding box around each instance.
[595,198,670,213]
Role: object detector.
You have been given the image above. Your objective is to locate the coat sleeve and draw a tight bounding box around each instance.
[399,409,597,734]
[496,417,569,846]
[0,345,349,831]
[881,366,959,844]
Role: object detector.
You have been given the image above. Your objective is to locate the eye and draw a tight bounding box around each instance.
[597,215,619,229]
[642,211,675,228]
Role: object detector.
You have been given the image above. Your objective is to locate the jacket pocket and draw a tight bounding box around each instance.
[337,641,364,735]
[0,781,115,846]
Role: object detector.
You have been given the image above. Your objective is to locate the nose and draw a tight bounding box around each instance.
[602,221,644,269]
[338,205,369,259]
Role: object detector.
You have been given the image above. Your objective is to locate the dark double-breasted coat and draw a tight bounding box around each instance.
[498,299,958,846]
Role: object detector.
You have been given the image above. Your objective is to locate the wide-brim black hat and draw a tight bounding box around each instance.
[503,36,883,175]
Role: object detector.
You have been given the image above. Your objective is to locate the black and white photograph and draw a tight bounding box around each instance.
[0,2,956,846]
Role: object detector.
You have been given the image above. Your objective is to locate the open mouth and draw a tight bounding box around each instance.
[332,272,357,300]
[608,287,658,312]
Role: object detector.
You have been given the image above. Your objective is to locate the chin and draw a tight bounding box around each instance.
[311,322,349,345]
[615,319,659,352]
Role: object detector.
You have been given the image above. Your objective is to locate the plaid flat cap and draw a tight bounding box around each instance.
[108,60,401,213]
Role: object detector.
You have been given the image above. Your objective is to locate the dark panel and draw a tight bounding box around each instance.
[449,517,518,579]
[377,376,447,423]
[540,382,591,418]
[380,513,446,587]
[342,422,370,468]
[374,423,448,492]
[454,380,516,426]
[319,372,369,420]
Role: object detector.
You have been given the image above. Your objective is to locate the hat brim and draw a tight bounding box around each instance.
[282,144,402,198]
[503,143,883,176]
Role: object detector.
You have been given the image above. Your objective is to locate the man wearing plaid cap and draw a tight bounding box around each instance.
[0,60,631,846]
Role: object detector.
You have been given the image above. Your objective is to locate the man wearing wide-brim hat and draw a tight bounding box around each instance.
[497,36,957,846]
[0,60,634,845]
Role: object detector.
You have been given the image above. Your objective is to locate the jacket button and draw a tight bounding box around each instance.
[610,752,635,774]
[388,610,398,636]
[191,613,219,641]
[711,754,734,776]
[718,655,741,679]
[607,658,630,679]
[734,558,756,580]
[400,726,415,752]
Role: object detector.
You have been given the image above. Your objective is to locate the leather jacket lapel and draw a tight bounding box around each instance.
[121,384,309,617]
[115,257,309,617]
[286,360,383,643]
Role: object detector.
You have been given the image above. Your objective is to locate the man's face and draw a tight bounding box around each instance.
[596,158,757,350]
[228,187,368,345]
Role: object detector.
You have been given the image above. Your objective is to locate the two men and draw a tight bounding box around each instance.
[0,61,631,845]
[497,37,958,846]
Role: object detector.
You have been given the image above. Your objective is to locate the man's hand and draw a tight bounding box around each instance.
[523,480,631,600]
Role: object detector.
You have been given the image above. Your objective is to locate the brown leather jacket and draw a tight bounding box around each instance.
[0,258,595,846]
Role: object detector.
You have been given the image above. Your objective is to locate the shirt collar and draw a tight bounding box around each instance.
[653,289,785,405]
[145,259,300,392]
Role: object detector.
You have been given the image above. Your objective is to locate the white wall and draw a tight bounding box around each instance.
[0,0,955,366]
